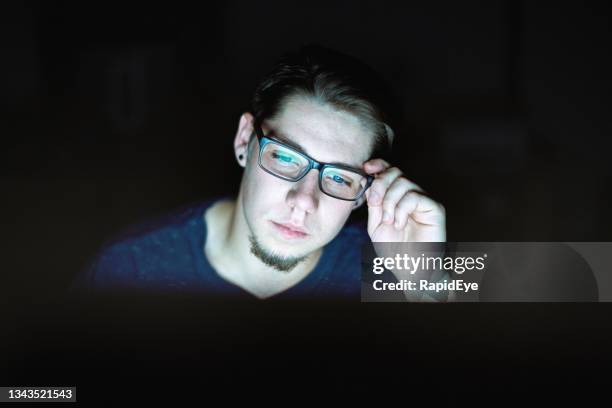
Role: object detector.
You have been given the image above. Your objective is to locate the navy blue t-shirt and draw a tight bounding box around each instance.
[70,197,372,299]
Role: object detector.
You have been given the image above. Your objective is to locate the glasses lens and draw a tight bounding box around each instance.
[321,166,368,200]
[260,142,310,180]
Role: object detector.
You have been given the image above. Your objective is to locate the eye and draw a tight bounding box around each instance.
[271,151,297,164]
[326,173,352,187]
[332,175,345,184]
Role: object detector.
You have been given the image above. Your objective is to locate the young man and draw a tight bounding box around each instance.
[70,45,446,300]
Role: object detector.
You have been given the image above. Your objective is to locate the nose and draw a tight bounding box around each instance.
[286,169,320,216]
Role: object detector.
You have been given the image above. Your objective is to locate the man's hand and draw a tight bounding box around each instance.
[363,159,446,243]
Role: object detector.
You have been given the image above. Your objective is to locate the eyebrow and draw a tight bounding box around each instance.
[265,128,364,169]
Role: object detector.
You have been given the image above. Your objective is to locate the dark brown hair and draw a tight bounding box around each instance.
[250,44,399,159]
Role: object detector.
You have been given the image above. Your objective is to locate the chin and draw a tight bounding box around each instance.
[264,234,312,255]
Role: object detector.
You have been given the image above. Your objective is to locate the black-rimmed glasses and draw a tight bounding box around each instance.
[252,122,374,201]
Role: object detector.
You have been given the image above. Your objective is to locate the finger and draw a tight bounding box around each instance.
[395,190,445,227]
[366,193,383,235]
[393,191,421,230]
[363,158,391,175]
[380,177,415,225]
[365,167,403,206]
[412,195,446,226]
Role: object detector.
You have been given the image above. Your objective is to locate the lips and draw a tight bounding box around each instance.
[271,221,309,239]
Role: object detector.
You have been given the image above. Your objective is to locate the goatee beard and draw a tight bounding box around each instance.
[248,234,308,273]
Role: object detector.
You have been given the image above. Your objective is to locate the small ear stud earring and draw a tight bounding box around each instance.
[239,154,244,160]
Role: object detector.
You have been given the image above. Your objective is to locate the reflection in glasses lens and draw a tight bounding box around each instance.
[259,141,368,200]
[260,143,310,180]
[320,166,368,200]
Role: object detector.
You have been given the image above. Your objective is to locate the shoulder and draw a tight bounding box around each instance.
[326,221,371,264]
[105,199,213,245]
[70,198,220,293]
[309,221,370,298]
[335,221,370,247]
[95,198,211,263]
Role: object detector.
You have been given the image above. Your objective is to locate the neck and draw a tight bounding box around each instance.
[205,193,322,298]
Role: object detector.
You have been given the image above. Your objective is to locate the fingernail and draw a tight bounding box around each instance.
[383,211,392,223]
[394,220,401,229]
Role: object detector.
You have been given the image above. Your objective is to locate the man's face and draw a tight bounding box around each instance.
[238,96,374,270]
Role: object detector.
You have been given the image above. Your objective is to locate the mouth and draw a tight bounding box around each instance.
[270,221,309,239]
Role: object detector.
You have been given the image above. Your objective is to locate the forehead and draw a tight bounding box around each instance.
[262,96,374,168]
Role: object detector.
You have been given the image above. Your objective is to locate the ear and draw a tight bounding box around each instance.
[233,112,255,168]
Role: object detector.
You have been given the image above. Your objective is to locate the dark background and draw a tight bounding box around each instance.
[2,1,612,401]
[3,0,612,299]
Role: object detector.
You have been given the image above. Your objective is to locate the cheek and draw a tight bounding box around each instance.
[243,166,288,206]
[318,199,353,228]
